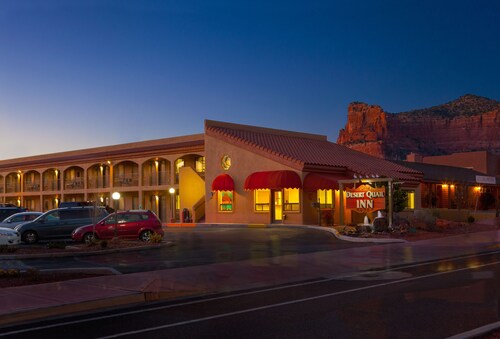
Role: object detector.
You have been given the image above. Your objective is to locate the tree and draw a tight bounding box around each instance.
[392,185,408,214]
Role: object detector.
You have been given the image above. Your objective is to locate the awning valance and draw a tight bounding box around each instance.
[244,170,302,190]
[211,174,235,191]
[303,172,350,191]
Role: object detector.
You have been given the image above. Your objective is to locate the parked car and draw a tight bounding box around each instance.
[15,206,108,244]
[0,227,21,246]
[72,210,163,243]
[0,212,43,229]
[0,206,28,222]
[58,201,94,208]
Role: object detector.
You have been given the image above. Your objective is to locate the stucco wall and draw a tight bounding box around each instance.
[205,134,305,225]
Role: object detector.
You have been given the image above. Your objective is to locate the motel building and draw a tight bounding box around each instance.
[0,120,498,227]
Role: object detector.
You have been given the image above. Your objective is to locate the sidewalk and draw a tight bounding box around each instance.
[0,228,499,326]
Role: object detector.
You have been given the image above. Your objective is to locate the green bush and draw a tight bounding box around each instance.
[467,215,475,224]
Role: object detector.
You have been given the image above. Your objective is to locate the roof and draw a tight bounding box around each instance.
[205,120,422,184]
[394,161,496,185]
[0,134,205,171]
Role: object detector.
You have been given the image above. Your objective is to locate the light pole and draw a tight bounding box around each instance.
[112,192,120,238]
[169,187,175,223]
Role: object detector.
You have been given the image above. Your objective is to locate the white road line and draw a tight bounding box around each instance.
[2,256,499,337]
[98,261,500,338]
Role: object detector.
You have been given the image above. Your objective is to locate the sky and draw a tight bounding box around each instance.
[0,0,498,160]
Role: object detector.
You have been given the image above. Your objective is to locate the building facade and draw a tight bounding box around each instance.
[2,120,496,226]
[0,134,205,223]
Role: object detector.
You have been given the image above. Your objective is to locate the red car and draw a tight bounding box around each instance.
[72,210,164,243]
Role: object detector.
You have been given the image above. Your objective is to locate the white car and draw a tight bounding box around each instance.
[0,227,21,246]
[0,212,43,229]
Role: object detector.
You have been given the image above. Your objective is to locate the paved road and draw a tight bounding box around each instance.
[3,251,499,338]
[12,227,371,273]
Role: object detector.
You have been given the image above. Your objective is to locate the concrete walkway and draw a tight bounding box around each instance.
[0,228,499,327]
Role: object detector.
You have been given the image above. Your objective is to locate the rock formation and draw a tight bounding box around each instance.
[337,94,500,160]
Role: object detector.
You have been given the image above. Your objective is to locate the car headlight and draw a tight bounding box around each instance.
[0,231,15,237]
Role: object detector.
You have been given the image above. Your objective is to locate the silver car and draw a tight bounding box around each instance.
[0,212,43,229]
[0,227,21,246]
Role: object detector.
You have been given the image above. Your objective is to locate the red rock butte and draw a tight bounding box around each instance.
[337,94,500,160]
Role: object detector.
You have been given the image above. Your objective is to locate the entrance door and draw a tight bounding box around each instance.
[271,190,283,223]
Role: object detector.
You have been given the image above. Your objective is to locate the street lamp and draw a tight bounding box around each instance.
[169,187,175,223]
[112,192,120,238]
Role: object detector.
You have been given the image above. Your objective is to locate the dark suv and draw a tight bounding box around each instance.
[72,210,163,243]
[15,206,108,244]
[0,205,27,222]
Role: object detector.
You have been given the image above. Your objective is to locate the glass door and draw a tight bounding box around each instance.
[272,190,283,223]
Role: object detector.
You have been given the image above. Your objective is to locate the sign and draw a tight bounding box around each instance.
[345,184,386,213]
[221,155,232,170]
[476,175,496,185]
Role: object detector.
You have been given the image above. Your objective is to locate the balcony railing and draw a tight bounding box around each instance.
[5,183,21,193]
[142,171,169,186]
[87,175,110,189]
[64,178,84,190]
[113,175,139,187]
[24,182,41,192]
[43,180,60,191]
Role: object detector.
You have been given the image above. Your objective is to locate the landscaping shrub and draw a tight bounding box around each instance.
[149,232,163,243]
[410,210,437,232]
[0,268,21,278]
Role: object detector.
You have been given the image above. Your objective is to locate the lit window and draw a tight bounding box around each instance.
[218,191,233,212]
[283,188,300,211]
[196,157,206,173]
[175,159,185,174]
[317,189,333,209]
[254,189,270,211]
[406,191,415,209]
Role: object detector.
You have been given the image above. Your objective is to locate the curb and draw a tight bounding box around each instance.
[0,242,173,260]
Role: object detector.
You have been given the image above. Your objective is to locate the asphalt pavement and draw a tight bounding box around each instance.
[0,224,498,328]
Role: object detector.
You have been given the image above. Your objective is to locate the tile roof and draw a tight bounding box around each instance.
[394,161,495,185]
[205,120,422,183]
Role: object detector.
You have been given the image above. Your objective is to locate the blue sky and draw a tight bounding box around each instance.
[0,0,498,159]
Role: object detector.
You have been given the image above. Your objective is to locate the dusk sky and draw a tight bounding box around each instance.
[1,0,498,160]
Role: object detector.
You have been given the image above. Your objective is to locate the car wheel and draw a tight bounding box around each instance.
[83,232,97,244]
[139,230,152,242]
[22,231,38,244]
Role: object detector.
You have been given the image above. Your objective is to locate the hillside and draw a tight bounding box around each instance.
[336,94,500,160]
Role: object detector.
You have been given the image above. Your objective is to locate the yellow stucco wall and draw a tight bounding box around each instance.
[179,166,206,220]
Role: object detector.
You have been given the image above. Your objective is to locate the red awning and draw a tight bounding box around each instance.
[244,170,302,190]
[303,172,349,191]
[211,174,235,191]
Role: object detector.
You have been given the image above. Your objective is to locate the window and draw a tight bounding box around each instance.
[196,157,205,173]
[254,189,270,211]
[283,188,300,211]
[175,159,184,174]
[317,189,334,209]
[406,191,415,209]
[218,191,233,212]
